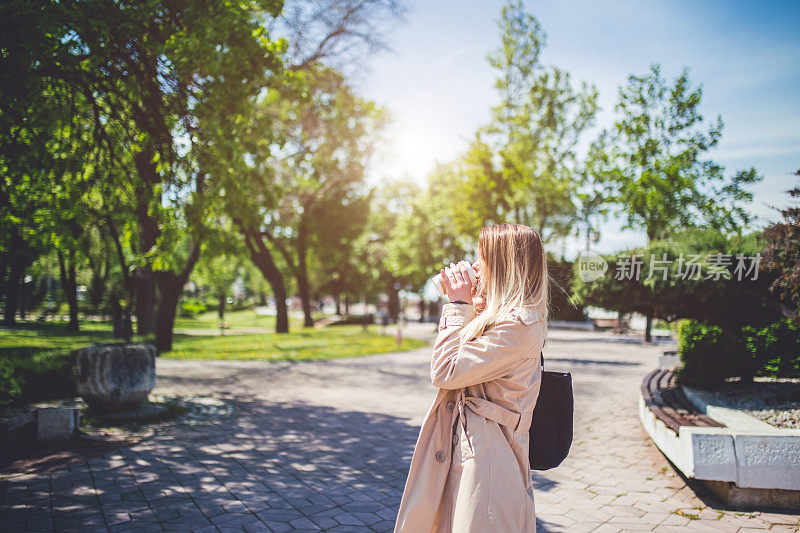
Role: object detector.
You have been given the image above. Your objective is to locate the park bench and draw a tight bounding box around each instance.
[639,368,800,509]
[640,368,726,433]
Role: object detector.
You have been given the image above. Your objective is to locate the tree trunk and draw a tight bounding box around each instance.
[104,214,135,318]
[418,297,426,322]
[3,257,22,326]
[57,249,79,332]
[133,146,162,336]
[296,221,314,328]
[218,292,225,321]
[644,310,653,343]
[334,294,341,315]
[88,254,109,312]
[154,243,200,353]
[155,274,181,353]
[429,300,440,323]
[18,274,27,320]
[135,266,157,335]
[344,295,350,315]
[387,280,400,323]
[238,223,289,333]
[3,232,32,326]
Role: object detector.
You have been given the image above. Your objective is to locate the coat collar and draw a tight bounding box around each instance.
[512,307,542,325]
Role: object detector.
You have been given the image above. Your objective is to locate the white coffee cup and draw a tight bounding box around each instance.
[433,260,478,297]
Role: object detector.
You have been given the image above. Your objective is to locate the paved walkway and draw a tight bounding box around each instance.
[2,329,799,532]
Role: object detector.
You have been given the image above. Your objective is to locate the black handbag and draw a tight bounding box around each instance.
[529,351,573,470]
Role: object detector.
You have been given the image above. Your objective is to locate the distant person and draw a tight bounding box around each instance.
[394,223,549,532]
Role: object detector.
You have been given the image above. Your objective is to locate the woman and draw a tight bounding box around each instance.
[394,223,549,533]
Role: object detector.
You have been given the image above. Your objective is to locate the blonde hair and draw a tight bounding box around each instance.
[459,223,550,343]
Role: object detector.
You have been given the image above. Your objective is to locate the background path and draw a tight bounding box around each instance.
[2,329,798,532]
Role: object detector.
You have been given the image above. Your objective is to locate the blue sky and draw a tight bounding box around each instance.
[353,0,800,259]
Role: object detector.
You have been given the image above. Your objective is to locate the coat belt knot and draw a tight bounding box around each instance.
[454,390,523,456]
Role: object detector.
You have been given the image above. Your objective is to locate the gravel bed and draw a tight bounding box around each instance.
[695,377,800,429]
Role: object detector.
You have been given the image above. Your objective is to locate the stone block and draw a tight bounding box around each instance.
[36,407,79,442]
[734,434,800,490]
[688,429,737,482]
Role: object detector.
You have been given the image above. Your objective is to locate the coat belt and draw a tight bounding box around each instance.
[454,390,524,457]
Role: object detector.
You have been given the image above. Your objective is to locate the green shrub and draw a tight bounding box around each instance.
[0,362,23,407]
[746,317,800,378]
[180,297,210,317]
[0,349,75,408]
[674,320,738,387]
[675,317,800,387]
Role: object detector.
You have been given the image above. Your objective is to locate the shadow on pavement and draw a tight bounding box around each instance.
[1,395,561,532]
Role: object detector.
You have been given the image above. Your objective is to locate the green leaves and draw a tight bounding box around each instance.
[437,1,600,246]
[590,62,762,242]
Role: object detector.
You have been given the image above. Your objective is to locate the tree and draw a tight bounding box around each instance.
[478,1,599,243]
[256,66,385,327]
[74,0,283,351]
[275,0,407,77]
[762,169,800,322]
[194,229,247,325]
[0,0,81,326]
[587,63,763,340]
[573,228,782,356]
[1,0,288,350]
[591,63,762,241]
[216,0,406,333]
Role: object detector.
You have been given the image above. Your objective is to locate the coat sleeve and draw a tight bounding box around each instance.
[431,302,535,390]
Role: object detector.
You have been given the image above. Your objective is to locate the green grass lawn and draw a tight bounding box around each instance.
[164,326,427,361]
[0,317,427,407]
[0,320,427,361]
[172,308,311,330]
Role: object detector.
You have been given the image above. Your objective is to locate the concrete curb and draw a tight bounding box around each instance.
[638,379,800,497]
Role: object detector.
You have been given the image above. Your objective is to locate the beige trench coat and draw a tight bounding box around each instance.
[394,301,546,533]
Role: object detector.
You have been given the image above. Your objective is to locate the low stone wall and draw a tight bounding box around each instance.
[638,382,800,510]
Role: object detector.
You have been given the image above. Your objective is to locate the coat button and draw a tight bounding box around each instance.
[446,401,455,413]
[435,450,446,462]
[452,434,459,445]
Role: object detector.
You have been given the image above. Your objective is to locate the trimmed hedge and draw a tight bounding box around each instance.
[675,317,800,387]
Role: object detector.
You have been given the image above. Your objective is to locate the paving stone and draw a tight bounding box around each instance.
[3,330,800,532]
[369,519,397,532]
[289,516,322,530]
[309,515,340,529]
[263,521,295,533]
[334,511,367,526]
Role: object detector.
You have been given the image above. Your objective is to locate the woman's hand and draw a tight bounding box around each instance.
[441,262,474,304]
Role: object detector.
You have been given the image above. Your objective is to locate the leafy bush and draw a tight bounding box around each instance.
[180,297,211,317]
[746,317,800,378]
[0,349,75,408]
[674,320,738,387]
[675,317,800,387]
